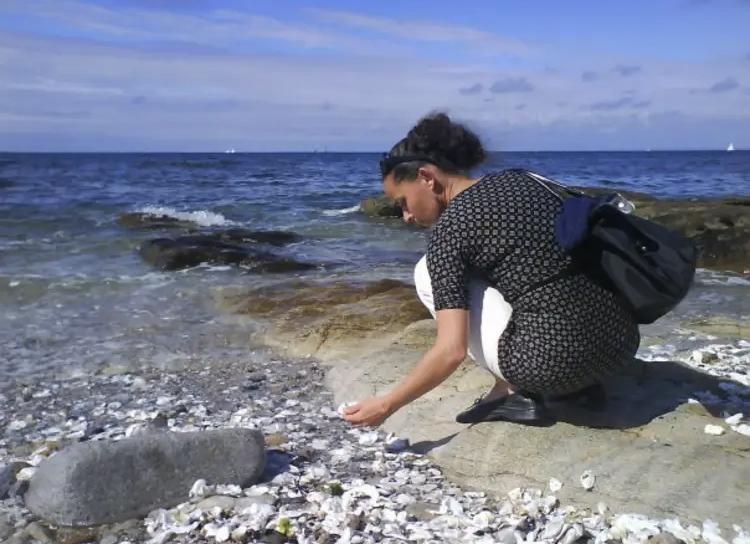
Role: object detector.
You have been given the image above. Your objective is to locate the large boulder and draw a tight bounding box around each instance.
[25,429,265,527]
[139,235,316,272]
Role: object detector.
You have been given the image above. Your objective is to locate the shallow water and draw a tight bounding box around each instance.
[1,151,748,378]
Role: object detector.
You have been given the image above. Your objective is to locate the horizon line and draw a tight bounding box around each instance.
[0,148,744,154]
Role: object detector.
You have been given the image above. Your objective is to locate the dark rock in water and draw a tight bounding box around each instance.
[207,228,302,246]
[24,429,266,527]
[360,196,402,218]
[118,212,198,230]
[139,236,316,272]
[0,461,30,499]
[0,178,15,189]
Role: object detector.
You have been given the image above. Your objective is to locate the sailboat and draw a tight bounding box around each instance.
[727,143,735,152]
[224,148,236,154]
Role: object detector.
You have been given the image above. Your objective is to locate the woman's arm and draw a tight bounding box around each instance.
[344,308,468,426]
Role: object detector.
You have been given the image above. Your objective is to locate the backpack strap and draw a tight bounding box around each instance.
[522,170,586,201]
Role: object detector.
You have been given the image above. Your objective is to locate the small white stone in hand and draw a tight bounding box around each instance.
[337,401,357,417]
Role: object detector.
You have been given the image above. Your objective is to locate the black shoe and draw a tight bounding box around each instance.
[455,391,551,425]
[549,383,607,411]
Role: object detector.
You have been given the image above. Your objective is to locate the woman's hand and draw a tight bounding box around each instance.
[343,396,394,427]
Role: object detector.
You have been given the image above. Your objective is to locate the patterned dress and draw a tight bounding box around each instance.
[427,169,640,395]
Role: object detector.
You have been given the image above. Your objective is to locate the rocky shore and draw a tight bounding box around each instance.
[2,335,748,544]
[1,188,749,543]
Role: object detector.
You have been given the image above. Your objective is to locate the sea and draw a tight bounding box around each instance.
[1,151,749,379]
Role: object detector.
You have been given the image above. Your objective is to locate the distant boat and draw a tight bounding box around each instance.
[225,148,236,154]
[727,143,735,152]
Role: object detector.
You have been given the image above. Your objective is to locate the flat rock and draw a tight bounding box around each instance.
[139,235,316,272]
[220,279,431,359]
[324,333,750,528]
[25,429,265,527]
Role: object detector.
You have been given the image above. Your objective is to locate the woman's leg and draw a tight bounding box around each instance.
[414,255,514,394]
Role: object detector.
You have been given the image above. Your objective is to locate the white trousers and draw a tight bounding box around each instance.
[414,255,512,379]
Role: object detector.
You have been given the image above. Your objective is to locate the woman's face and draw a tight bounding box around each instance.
[383,169,444,228]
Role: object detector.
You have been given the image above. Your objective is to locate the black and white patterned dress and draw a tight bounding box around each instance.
[427,169,640,395]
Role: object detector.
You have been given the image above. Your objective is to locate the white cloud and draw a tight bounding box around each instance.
[0,4,748,150]
[308,8,532,56]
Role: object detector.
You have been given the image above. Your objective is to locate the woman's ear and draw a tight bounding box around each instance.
[418,166,438,190]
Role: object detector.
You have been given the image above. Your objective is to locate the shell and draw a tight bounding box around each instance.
[580,470,596,490]
[704,424,725,436]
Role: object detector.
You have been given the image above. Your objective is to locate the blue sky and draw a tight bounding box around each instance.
[0,0,748,151]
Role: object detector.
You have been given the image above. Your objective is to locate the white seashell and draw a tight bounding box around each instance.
[702,519,728,544]
[189,479,208,498]
[724,413,743,426]
[231,525,248,541]
[471,510,494,530]
[439,497,464,516]
[214,484,242,496]
[16,467,37,481]
[580,470,595,490]
[548,477,563,492]
[540,516,566,540]
[661,518,698,544]
[358,431,379,446]
[560,523,585,544]
[329,447,353,464]
[214,525,230,542]
[8,419,27,431]
[704,424,725,436]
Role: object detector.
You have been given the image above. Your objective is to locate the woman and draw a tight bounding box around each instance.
[344,112,639,427]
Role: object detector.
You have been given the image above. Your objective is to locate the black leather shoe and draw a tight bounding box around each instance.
[455,392,551,424]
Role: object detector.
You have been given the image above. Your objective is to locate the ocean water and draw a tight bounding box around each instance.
[1,151,748,378]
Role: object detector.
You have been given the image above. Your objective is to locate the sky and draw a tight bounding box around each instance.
[0,0,749,151]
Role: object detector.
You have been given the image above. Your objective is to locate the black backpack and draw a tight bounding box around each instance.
[525,171,697,325]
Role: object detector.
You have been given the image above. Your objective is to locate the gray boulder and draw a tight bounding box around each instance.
[25,429,265,527]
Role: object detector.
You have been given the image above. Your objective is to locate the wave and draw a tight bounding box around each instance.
[322,204,361,217]
[135,205,235,227]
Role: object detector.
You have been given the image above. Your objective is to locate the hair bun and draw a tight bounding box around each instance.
[404,112,486,171]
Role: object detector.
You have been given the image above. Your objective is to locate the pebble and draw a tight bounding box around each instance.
[1,349,748,544]
[580,470,596,490]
